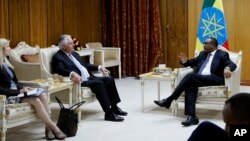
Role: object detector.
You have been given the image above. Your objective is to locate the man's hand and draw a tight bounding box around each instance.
[178,52,187,63]
[70,72,82,84]
[224,67,232,79]
[100,66,110,76]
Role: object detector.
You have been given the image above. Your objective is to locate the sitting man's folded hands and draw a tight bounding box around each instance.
[70,71,83,84]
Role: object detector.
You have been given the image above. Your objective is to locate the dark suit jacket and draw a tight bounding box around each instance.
[181,49,237,85]
[52,50,99,77]
[0,65,23,96]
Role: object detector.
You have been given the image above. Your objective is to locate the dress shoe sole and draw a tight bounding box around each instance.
[181,120,199,126]
[104,118,124,122]
[113,113,128,116]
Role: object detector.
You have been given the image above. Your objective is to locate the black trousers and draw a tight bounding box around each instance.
[82,76,121,113]
[168,73,223,116]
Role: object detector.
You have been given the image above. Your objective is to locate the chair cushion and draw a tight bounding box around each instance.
[5,103,35,120]
[21,53,39,63]
[103,59,119,67]
[198,86,228,98]
[11,42,40,62]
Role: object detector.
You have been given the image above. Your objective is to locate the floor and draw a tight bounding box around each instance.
[6,77,250,141]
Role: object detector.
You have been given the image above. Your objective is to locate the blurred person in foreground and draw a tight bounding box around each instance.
[188,93,250,141]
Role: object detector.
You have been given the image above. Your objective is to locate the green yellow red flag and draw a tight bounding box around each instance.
[196,0,229,52]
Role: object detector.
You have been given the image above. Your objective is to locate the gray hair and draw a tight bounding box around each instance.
[58,34,72,49]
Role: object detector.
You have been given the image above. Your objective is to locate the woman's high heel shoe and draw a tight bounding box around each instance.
[45,128,55,140]
[52,130,66,140]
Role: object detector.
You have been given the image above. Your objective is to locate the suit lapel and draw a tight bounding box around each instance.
[0,66,11,82]
[59,50,78,68]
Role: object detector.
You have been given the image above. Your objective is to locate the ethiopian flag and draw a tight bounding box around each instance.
[196,0,229,52]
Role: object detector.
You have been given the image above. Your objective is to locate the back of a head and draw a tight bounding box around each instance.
[225,93,250,123]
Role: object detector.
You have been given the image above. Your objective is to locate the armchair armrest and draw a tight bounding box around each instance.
[0,95,6,117]
[225,65,241,97]
[175,67,194,86]
[0,95,6,102]
[18,80,44,87]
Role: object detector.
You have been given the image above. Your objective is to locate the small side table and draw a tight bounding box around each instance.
[76,48,94,64]
[32,79,74,106]
[139,72,176,112]
[47,82,74,106]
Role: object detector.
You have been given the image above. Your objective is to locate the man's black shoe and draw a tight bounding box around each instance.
[154,98,172,109]
[181,116,199,126]
[112,107,128,116]
[104,112,124,122]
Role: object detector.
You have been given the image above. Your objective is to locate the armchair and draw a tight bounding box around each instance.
[172,50,242,116]
[0,81,47,141]
[85,42,121,79]
[39,46,96,120]
[9,42,41,80]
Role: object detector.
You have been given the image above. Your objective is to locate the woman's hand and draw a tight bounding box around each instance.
[20,87,31,93]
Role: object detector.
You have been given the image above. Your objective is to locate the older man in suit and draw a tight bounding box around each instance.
[52,34,127,122]
[154,37,237,126]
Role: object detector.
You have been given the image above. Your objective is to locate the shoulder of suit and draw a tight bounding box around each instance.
[199,51,207,55]
[216,49,229,55]
[72,51,80,56]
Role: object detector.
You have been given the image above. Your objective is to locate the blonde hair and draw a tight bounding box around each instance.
[0,38,14,68]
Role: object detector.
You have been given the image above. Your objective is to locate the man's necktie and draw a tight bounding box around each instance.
[198,53,211,75]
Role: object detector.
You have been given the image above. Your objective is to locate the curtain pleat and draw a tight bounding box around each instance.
[101,0,163,77]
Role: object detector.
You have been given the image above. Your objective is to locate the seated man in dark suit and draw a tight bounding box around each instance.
[52,34,127,122]
[154,37,237,126]
[188,93,250,141]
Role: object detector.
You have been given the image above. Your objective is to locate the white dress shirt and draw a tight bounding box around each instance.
[67,53,90,81]
[200,50,217,75]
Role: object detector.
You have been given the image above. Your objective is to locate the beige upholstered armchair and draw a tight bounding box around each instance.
[9,42,41,80]
[172,50,242,116]
[0,95,38,141]
[85,42,121,79]
[39,46,96,120]
[0,80,47,141]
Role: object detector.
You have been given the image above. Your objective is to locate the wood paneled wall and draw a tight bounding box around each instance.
[188,0,250,80]
[0,0,101,47]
